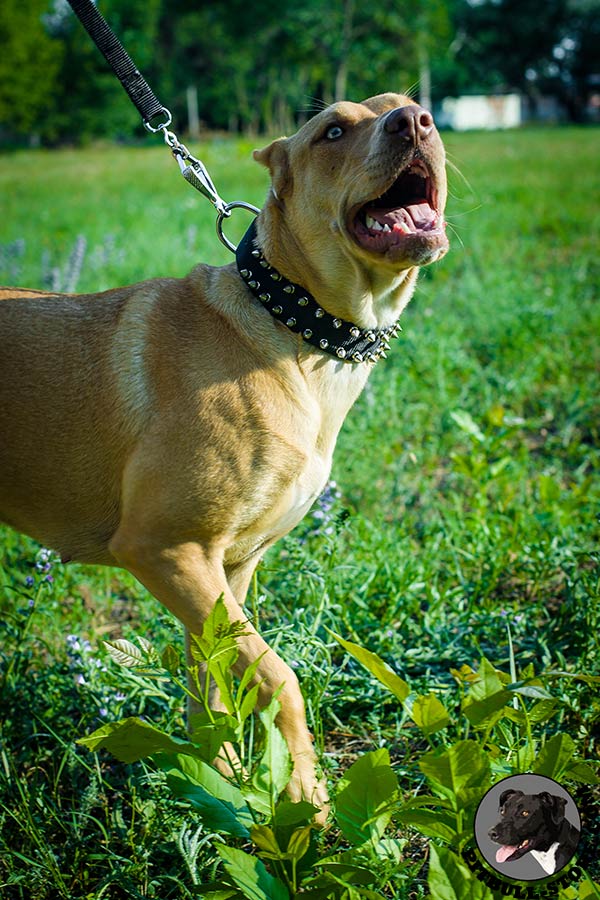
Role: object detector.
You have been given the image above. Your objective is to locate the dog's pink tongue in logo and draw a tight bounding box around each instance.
[496,845,518,863]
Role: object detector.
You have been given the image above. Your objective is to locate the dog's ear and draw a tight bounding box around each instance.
[499,789,522,807]
[539,792,567,826]
[253,139,293,202]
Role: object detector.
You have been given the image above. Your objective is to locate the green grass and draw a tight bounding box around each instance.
[1,127,599,898]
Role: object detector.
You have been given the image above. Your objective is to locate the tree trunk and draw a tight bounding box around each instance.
[334,0,354,101]
[417,35,432,112]
[186,85,200,139]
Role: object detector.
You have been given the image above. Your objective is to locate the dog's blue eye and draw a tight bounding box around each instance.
[325,125,344,140]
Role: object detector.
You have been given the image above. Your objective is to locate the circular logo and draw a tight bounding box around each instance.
[474,774,581,881]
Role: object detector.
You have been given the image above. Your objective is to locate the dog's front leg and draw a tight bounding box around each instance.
[109,536,328,816]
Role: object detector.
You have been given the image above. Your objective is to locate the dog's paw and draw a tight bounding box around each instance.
[288,761,330,827]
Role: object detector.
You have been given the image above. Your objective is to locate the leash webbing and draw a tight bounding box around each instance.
[67,0,168,129]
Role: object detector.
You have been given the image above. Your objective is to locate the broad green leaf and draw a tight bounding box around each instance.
[237,651,267,697]
[273,800,320,827]
[419,741,490,811]
[241,785,273,818]
[218,846,289,900]
[167,772,251,838]
[463,659,511,727]
[428,845,497,900]
[450,409,486,444]
[462,690,511,727]
[409,692,451,735]
[373,837,406,863]
[252,697,293,806]
[544,671,600,686]
[526,699,558,724]
[563,760,600,784]
[191,595,246,661]
[77,717,199,762]
[466,658,504,700]
[329,632,410,703]
[208,647,238,716]
[533,733,576,779]
[103,639,146,668]
[161,644,181,675]
[286,825,312,862]
[136,636,155,657]
[396,794,454,810]
[314,860,377,885]
[196,889,240,900]
[577,879,600,900]
[251,824,282,859]
[336,748,398,847]
[158,752,253,835]
[239,682,261,723]
[189,711,238,763]
[507,681,554,700]
[394,808,458,842]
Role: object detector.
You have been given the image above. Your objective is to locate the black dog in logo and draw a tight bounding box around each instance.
[489,788,580,875]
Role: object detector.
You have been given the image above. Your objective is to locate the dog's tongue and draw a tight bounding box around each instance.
[404,202,437,228]
[366,202,437,231]
[496,845,518,864]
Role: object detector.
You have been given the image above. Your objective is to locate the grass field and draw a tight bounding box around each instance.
[0,127,599,899]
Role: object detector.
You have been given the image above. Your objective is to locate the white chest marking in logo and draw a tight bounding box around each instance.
[531,841,560,875]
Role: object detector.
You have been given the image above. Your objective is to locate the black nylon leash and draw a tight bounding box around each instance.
[67,0,168,129]
[66,0,258,234]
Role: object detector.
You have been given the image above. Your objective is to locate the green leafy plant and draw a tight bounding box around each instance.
[330,631,600,898]
[78,599,407,898]
[77,599,600,900]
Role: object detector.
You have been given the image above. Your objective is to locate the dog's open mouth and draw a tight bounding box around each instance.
[351,159,444,253]
[496,838,533,864]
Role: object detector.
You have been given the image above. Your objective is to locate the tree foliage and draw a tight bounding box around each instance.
[0,0,597,144]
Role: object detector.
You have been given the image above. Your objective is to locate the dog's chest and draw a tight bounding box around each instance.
[225,450,331,566]
[220,356,367,567]
[531,842,560,875]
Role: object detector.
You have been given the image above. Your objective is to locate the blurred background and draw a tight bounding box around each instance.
[0,0,599,146]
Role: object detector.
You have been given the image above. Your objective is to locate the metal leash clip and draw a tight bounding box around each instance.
[160,124,229,216]
[175,151,229,216]
[153,116,259,251]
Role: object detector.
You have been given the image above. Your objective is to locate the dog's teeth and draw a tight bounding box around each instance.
[382,224,391,233]
[366,215,384,232]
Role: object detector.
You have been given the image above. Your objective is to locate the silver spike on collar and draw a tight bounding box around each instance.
[235,220,401,364]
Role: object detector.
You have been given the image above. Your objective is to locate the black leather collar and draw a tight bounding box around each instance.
[235,220,401,364]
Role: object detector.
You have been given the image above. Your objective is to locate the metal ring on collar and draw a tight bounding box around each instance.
[143,108,173,133]
[216,201,261,253]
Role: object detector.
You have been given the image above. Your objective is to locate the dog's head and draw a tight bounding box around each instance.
[253,93,448,321]
[489,789,568,864]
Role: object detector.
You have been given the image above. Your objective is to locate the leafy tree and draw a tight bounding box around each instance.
[0,0,63,140]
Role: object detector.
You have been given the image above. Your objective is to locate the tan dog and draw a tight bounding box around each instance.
[0,93,448,815]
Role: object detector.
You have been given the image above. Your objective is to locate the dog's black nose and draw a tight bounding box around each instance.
[488,828,499,841]
[384,105,434,143]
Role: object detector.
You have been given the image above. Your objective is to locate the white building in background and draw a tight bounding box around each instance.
[437,94,522,130]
